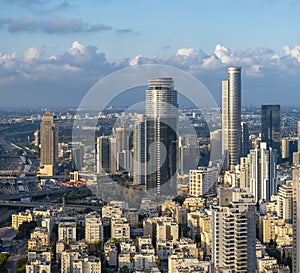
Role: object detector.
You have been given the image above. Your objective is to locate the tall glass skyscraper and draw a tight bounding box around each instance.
[261,104,281,159]
[222,67,242,170]
[145,78,178,195]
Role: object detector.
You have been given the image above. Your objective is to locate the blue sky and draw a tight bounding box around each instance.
[1,0,300,107]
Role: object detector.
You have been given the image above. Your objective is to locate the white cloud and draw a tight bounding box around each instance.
[129,54,142,66]
[214,44,232,64]
[283,45,300,62]
[1,41,300,107]
[201,55,222,70]
[176,48,198,57]
[69,41,87,55]
[23,47,40,62]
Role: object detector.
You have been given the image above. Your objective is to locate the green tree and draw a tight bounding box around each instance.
[0,253,9,267]
[15,221,37,239]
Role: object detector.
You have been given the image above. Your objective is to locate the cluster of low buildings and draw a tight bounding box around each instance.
[10,175,297,273]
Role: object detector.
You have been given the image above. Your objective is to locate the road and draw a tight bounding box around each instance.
[0,188,70,200]
[0,199,101,210]
[6,239,27,273]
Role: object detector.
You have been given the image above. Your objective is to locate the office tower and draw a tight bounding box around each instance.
[112,126,132,170]
[293,167,300,273]
[112,127,131,154]
[211,187,256,273]
[240,142,277,202]
[261,104,281,159]
[133,118,146,185]
[68,142,84,171]
[240,122,251,157]
[282,138,289,159]
[210,129,222,163]
[189,167,218,197]
[178,135,200,175]
[239,157,249,189]
[117,151,130,171]
[145,78,178,195]
[222,67,242,170]
[178,145,200,174]
[39,111,58,176]
[96,136,110,174]
[109,137,117,173]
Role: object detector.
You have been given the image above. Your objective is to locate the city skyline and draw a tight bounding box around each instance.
[0,1,300,107]
[0,1,300,269]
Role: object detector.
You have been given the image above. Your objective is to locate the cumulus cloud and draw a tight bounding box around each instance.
[283,45,300,62]
[214,44,232,64]
[176,48,199,57]
[0,17,112,34]
[1,41,300,107]
[23,47,40,62]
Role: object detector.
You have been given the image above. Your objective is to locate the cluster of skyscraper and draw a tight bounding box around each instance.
[221,67,281,202]
[97,78,178,196]
[39,67,300,273]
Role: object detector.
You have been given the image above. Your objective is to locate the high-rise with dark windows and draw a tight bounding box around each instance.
[145,78,178,195]
[261,104,281,159]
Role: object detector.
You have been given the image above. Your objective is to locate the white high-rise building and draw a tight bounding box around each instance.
[222,67,242,171]
[276,181,293,223]
[189,167,218,197]
[212,187,256,273]
[293,167,300,273]
[133,117,146,185]
[210,129,222,164]
[240,142,277,202]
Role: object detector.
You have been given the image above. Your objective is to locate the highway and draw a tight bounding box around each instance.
[0,200,101,210]
[0,188,70,200]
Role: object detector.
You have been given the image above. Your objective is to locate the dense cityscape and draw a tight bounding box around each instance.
[0,66,300,273]
[2,1,300,273]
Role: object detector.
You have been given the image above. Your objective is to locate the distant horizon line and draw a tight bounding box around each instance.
[0,104,300,112]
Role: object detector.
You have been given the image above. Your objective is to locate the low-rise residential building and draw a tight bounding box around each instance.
[85,213,103,244]
[26,260,51,273]
[12,210,34,230]
[58,221,77,243]
[28,227,50,250]
[111,217,130,239]
[104,241,118,267]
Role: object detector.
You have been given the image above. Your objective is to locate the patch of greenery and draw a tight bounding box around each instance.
[0,253,9,267]
[15,221,37,239]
